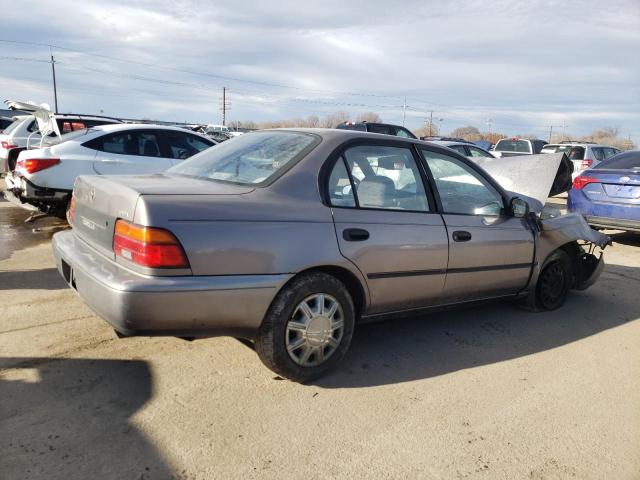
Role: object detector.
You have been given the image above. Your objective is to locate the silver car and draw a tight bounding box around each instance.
[52,129,609,382]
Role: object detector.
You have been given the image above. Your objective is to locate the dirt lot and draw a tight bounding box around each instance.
[1,196,639,480]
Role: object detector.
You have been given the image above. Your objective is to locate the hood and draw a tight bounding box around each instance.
[472,153,573,206]
[4,100,60,137]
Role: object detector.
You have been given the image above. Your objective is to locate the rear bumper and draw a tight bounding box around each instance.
[4,172,70,210]
[585,215,640,232]
[52,230,291,339]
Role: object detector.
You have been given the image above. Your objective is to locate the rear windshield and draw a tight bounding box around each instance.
[594,151,640,170]
[495,139,531,153]
[336,123,367,132]
[167,131,320,185]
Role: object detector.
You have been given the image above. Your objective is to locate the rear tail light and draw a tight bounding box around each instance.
[113,219,190,269]
[1,141,18,149]
[15,158,60,174]
[581,159,594,169]
[572,176,598,190]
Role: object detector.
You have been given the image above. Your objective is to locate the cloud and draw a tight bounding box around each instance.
[0,0,639,141]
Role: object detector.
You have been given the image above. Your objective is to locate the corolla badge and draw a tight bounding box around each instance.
[619,176,631,183]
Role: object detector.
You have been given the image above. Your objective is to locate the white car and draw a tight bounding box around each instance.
[4,123,216,218]
[1,100,123,174]
[541,142,621,179]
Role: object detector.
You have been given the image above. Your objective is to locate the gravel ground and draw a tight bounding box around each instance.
[1,197,639,480]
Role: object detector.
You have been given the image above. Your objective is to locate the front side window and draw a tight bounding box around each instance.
[95,131,162,157]
[568,146,585,160]
[332,145,430,211]
[168,131,319,185]
[420,149,504,216]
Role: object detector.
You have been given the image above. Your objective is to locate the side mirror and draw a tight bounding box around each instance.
[511,197,529,218]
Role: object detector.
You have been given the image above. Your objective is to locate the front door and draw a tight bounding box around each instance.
[328,143,449,314]
[418,147,535,301]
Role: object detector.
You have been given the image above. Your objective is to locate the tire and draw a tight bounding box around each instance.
[523,249,572,311]
[255,272,355,382]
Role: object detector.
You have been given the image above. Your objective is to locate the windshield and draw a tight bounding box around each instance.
[594,151,640,170]
[495,139,531,153]
[167,131,320,185]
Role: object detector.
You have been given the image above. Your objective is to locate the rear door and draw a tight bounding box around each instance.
[328,142,449,314]
[418,147,535,301]
[91,129,174,175]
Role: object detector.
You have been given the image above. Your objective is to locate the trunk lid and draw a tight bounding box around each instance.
[581,170,640,204]
[72,174,253,257]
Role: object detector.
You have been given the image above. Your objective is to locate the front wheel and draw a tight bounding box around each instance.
[255,272,355,382]
[523,250,572,311]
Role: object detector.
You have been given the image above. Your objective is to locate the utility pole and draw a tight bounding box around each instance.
[428,111,433,136]
[548,125,553,143]
[220,86,231,126]
[486,117,493,141]
[50,53,58,113]
[402,96,407,127]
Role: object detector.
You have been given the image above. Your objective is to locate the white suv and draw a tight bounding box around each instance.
[541,142,621,178]
[1,100,123,175]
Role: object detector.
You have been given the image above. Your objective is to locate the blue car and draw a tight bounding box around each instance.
[568,150,640,232]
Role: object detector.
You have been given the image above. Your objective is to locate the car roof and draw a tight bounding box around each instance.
[88,123,212,136]
[553,142,617,148]
[429,140,472,147]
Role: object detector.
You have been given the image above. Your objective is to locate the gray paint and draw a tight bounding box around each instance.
[53,128,610,339]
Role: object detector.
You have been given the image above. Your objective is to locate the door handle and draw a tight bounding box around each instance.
[452,230,472,242]
[343,228,370,242]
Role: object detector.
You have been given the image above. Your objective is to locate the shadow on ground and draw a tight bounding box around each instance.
[0,268,67,290]
[609,230,640,247]
[0,357,172,480]
[314,262,639,388]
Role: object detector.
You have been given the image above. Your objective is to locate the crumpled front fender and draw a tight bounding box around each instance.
[527,213,610,291]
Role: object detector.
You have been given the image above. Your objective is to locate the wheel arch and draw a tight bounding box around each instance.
[278,265,368,320]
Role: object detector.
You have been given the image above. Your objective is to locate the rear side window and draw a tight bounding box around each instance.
[495,139,531,153]
[568,146,585,160]
[591,147,605,161]
[333,145,431,212]
[26,120,39,133]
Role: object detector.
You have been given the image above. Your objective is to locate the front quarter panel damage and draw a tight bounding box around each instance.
[531,213,611,291]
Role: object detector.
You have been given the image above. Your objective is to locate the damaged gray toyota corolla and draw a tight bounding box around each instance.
[52,129,610,382]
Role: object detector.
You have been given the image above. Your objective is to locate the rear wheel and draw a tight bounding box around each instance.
[524,250,572,311]
[255,272,355,382]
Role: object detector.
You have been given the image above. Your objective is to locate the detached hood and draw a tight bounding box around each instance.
[4,99,60,137]
[473,153,573,205]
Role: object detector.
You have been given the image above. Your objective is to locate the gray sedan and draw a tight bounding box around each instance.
[52,129,609,382]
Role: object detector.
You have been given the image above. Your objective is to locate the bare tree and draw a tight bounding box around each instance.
[449,126,481,140]
[355,111,382,123]
[321,110,350,128]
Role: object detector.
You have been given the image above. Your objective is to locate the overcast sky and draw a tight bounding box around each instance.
[1,0,639,142]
